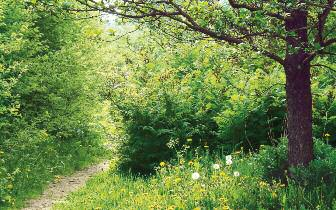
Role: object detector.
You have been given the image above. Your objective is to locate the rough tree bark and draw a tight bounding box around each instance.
[284,9,313,167]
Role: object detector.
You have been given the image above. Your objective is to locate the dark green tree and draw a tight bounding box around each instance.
[76,0,336,168]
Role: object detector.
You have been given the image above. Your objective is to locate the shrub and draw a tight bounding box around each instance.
[0,1,108,207]
[111,36,335,174]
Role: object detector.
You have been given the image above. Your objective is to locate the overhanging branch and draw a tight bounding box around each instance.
[75,0,285,64]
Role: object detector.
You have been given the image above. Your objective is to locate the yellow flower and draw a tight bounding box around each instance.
[174,178,182,183]
[204,145,209,149]
[219,197,228,203]
[193,207,202,210]
[211,175,219,180]
[187,138,193,142]
[231,94,240,101]
[179,159,185,165]
[271,191,277,198]
[54,175,61,181]
[259,181,268,187]
[188,161,193,166]
[160,162,166,167]
[325,133,331,137]
[220,172,226,177]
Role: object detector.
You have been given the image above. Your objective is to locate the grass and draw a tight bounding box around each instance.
[53,140,336,210]
[0,139,110,210]
[52,154,283,209]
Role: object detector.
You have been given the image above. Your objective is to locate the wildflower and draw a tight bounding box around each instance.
[192,172,200,180]
[271,191,277,198]
[159,161,166,167]
[188,160,193,166]
[187,138,193,142]
[220,171,226,177]
[211,175,219,180]
[212,164,220,170]
[233,171,240,177]
[204,145,209,149]
[325,133,331,137]
[219,197,228,203]
[231,94,240,101]
[225,155,233,165]
[179,159,185,165]
[193,207,201,210]
[259,181,268,187]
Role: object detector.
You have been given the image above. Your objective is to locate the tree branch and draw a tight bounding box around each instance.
[311,64,336,74]
[315,0,336,47]
[75,0,285,64]
[228,0,285,20]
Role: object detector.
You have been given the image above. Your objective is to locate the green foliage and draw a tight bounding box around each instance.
[54,139,336,209]
[252,139,336,209]
[0,0,110,207]
[107,31,335,174]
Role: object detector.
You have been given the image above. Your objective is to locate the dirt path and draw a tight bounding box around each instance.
[22,160,110,210]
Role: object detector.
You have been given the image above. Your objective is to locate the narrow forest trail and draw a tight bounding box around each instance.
[22,160,110,210]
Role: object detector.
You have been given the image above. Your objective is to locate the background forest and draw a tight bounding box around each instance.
[0,0,336,209]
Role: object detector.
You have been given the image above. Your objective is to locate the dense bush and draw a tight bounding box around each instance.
[107,34,335,174]
[249,139,336,209]
[0,1,109,207]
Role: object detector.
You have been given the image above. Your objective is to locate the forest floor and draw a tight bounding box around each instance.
[22,160,110,210]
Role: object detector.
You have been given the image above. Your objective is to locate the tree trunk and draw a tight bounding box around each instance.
[285,9,313,167]
[284,59,313,167]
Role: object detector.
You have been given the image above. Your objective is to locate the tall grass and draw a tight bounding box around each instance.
[54,139,336,210]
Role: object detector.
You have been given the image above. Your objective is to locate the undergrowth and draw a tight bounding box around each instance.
[54,139,336,210]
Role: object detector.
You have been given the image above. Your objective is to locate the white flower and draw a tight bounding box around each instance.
[192,172,200,180]
[234,171,240,177]
[212,164,220,170]
[226,155,233,165]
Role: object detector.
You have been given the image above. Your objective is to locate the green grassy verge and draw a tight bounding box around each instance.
[53,140,336,210]
[1,140,110,210]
